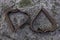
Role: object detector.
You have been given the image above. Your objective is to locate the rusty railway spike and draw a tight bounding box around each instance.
[4,8,30,32]
[30,7,57,33]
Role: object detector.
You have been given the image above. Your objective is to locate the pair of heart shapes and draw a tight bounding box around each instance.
[4,8,57,33]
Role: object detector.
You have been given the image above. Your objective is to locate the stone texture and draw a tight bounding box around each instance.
[32,12,52,31]
[0,0,60,40]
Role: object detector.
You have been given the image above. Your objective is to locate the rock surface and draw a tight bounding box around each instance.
[0,0,60,40]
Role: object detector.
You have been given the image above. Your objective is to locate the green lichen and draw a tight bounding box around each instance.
[18,0,32,7]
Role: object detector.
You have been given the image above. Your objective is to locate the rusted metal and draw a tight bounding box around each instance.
[30,7,57,33]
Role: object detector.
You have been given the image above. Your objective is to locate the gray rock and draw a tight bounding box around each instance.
[0,0,60,40]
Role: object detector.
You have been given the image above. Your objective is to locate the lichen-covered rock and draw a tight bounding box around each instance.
[18,0,33,8]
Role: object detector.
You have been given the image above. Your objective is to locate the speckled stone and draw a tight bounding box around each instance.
[0,0,60,40]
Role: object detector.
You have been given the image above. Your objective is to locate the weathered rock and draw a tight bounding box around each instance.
[0,0,60,40]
